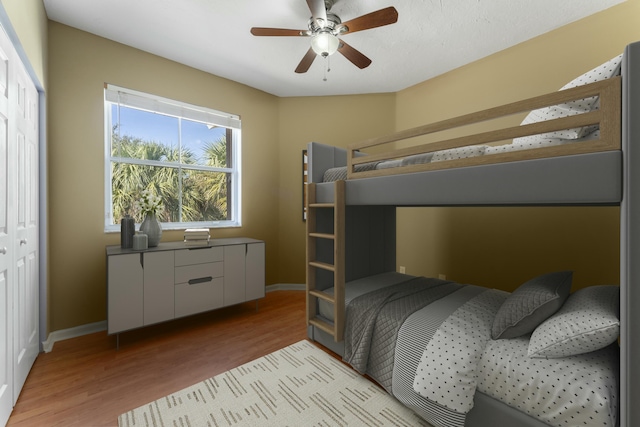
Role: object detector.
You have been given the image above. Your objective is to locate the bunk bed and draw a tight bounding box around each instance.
[305,41,640,427]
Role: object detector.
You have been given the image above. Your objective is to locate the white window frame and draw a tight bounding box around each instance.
[104,84,242,232]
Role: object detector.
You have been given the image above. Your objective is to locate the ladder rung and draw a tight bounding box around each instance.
[309,317,335,336]
[309,261,335,272]
[309,232,335,240]
[309,203,335,208]
[309,289,335,303]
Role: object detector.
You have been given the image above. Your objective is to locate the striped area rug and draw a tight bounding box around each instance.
[118,339,430,426]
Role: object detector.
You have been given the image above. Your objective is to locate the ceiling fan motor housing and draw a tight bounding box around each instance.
[308,12,342,34]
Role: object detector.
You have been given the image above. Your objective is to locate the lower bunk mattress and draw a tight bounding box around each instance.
[309,273,619,427]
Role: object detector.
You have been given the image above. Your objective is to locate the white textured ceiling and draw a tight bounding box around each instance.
[43,0,625,97]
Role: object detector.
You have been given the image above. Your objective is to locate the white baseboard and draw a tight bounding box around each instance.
[41,287,304,352]
[41,320,107,353]
[266,283,305,292]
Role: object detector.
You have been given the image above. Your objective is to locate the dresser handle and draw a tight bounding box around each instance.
[188,276,213,285]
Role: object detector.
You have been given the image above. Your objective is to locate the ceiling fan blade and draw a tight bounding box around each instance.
[338,39,372,69]
[307,0,328,25]
[250,27,306,37]
[339,6,398,34]
[295,48,317,73]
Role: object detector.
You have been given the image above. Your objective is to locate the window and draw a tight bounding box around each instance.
[104,84,241,231]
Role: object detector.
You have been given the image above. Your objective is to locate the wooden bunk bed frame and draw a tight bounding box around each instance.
[305,41,640,427]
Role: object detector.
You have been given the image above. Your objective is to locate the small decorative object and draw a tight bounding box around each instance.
[184,228,210,246]
[132,231,148,251]
[135,189,163,247]
[120,214,135,249]
[140,213,162,247]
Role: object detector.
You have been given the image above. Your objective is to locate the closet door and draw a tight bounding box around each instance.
[12,60,38,399]
[0,32,11,427]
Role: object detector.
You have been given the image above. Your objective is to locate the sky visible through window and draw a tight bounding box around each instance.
[114,105,227,165]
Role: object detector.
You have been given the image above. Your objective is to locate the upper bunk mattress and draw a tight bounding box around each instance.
[312,150,622,206]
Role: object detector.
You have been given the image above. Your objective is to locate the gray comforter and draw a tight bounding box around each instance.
[342,276,462,390]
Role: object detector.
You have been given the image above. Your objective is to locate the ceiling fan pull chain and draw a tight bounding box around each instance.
[323,56,328,81]
[323,55,332,82]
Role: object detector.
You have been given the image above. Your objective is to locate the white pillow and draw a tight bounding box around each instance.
[528,285,620,358]
[515,54,622,144]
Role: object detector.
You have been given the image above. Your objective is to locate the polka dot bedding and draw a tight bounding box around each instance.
[476,337,618,427]
[528,285,620,358]
[484,130,600,156]
[515,54,622,144]
[405,286,619,427]
[431,145,489,163]
[413,289,508,413]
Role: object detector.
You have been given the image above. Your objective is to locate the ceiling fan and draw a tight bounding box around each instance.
[250,0,398,73]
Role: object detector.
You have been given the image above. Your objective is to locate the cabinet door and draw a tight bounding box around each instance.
[223,244,245,306]
[143,251,174,325]
[246,242,265,301]
[108,254,143,334]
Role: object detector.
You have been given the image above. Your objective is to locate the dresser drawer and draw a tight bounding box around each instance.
[174,246,223,267]
[175,277,223,318]
[175,262,223,284]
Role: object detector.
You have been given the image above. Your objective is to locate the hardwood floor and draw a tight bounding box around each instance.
[7,290,311,427]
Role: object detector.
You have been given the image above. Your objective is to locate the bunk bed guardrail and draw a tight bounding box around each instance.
[346,76,621,180]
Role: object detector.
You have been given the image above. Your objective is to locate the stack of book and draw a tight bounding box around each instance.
[184,228,210,246]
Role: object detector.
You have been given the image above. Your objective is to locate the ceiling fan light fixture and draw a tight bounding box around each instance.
[311,32,339,57]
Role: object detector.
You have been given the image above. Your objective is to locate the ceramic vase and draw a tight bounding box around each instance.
[140,213,162,247]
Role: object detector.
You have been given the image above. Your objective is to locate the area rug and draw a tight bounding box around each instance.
[118,339,429,426]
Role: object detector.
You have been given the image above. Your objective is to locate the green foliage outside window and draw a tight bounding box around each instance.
[110,131,229,224]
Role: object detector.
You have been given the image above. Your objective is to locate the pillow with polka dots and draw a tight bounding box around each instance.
[491,271,572,340]
[528,285,620,358]
[515,54,622,144]
[431,144,488,162]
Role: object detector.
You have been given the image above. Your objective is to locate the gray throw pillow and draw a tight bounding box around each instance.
[491,271,572,340]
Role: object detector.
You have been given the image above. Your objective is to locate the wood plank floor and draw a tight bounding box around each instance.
[7,290,316,427]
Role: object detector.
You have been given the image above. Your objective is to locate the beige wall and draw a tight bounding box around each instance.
[394,0,640,291]
[47,22,281,331]
[1,0,48,87]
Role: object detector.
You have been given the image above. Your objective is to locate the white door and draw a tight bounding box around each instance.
[0,30,12,426]
[0,21,39,425]
[12,62,38,401]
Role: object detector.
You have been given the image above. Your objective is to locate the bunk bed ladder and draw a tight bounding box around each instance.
[306,180,345,342]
